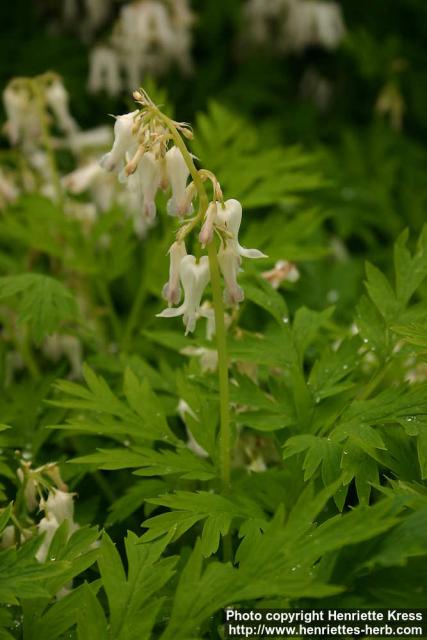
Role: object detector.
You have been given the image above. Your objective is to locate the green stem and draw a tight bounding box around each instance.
[357,359,393,401]
[158,110,231,493]
[121,262,147,351]
[207,242,231,491]
[97,280,121,343]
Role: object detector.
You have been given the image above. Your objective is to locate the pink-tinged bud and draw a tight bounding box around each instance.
[157,255,210,334]
[162,241,187,306]
[165,147,191,216]
[262,260,300,289]
[100,110,138,173]
[198,201,217,247]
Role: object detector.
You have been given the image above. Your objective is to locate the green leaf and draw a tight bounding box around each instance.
[0,273,78,342]
[77,583,108,640]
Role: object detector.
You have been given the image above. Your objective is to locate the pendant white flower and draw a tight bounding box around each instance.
[162,240,187,306]
[36,513,59,562]
[214,199,266,304]
[217,242,245,305]
[45,78,78,135]
[100,110,138,172]
[215,199,266,259]
[127,151,161,222]
[157,254,210,334]
[88,46,122,97]
[165,147,191,216]
[44,489,75,523]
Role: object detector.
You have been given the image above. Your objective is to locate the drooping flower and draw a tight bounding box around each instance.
[214,199,266,304]
[215,199,267,260]
[36,513,59,562]
[3,83,41,147]
[87,46,122,97]
[217,243,245,306]
[45,78,78,135]
[43,489,75,524]
[262,260,300,289]
[100,110,139,172]
[162,241,187,306]
[165,146,191,216]
[36,488,79,562]
[157,254,210,334]
[127,151,161,223]
[42,334,83,380]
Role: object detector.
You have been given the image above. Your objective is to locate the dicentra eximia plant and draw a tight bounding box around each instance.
[100,88,267,492]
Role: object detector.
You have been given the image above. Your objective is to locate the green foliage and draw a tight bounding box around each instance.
[0,273,78,343]
[1,7,427,633]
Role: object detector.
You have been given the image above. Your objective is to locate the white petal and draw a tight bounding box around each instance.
[238,246,268,259]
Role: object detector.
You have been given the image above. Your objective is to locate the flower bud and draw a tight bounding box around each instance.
[199,201,217,247]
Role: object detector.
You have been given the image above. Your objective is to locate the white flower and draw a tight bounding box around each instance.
[311,1,346,50]
[157,254,210,334]
[3,84,40,147]
[36,513,59,562]
[45,78,78,135]
[87,46,122,97]
[215,199,267,260]
[214,199,266,304]
[262,260,300,289]
[62,162,104,194]
[181,346,218,373]
[165,147,191,216]
[162,241,187,306]
[44,489,75,524]
[42,334,83,379]
[68,126,113,153]
[284,0,345,52]
[217,243,245,305]
[177,399,209,458]
[100,110,139,172]
[127,151,161,222]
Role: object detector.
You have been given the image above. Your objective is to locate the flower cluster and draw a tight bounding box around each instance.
[88,0,194,96]
[100,90,267,334]
[1,73,145,227]
[242,0,346,54]
[3,74,77,150]
[0,461,79,566]
[39,0,113,42]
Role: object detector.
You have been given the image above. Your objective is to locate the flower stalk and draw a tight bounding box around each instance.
[100,89,267,497]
